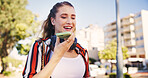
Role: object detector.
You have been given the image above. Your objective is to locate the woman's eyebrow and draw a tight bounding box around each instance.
[60,13,76,16]
[71,14,76,17]
[61,13,68,16]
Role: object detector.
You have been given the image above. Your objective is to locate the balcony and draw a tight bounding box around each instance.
[135,32,143,38]
[121,18,134,26]
[124,34,131,39]
[105,25,116,32]
[123,26,130,32]
[124,40,136,46]
[124,32,135,40]
[123,25,135,33]
[136,40,144,45]
[106,31,116,37]
[128,48,136,53]
[136,48,145,54]
[121,28,124,33]
[135,25,142,30]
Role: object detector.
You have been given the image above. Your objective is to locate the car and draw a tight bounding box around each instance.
[89,64,99,77]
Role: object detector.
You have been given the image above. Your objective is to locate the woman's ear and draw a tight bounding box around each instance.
[51,17,55,25]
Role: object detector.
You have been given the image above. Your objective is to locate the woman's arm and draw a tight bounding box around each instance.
[32,33,75,78]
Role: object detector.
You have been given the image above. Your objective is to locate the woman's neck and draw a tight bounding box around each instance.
[63,50,78,58]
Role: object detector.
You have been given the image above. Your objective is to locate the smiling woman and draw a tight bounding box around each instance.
[22,1,90,78]
[51,5,76,33]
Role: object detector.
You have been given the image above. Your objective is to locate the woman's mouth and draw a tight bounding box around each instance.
[64,26,73,31]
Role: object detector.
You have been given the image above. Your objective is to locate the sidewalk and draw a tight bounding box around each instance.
[131,72,148,78]
[97,74,108,78]
[97,70,148,78]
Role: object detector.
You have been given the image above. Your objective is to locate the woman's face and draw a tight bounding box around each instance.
[51,5,76,34]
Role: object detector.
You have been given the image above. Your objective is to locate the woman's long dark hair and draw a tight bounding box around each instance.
[42,1,74,39]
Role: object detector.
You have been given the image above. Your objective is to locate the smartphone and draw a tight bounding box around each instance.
[51,33,77,50]
[56,32,71,39]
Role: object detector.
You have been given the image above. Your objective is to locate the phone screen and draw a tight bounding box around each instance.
[56,32,71,39]
[51,35,77,50]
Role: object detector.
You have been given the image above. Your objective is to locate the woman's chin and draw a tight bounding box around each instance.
[64,30,73,33]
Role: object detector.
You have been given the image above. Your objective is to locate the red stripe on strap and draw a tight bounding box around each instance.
[30,42,38,76]
[45,46,48,65]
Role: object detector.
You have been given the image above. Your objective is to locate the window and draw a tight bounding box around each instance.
[136,38,139,41]
[135,28,143,33]
[92,47,97,50]
[135,21,142,26]
[136,36,143,41]
[136,45,144,48]
[134,14,141,18]
[140,36,143,40]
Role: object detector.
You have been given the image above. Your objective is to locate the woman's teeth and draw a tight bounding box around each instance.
[64,27,72,29]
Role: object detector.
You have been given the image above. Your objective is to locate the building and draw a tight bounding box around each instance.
[76,24,104,60]
[104,10,148,61]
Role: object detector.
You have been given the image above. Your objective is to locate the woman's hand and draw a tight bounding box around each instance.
[53,33,75,58]
[32,33,75,78]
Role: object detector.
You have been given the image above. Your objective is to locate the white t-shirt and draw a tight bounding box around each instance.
[51,55,85,78]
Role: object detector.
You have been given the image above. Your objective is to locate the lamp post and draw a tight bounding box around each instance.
[115,0,123,78]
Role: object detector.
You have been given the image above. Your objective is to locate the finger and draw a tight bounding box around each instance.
[55,36,60,46]
[59,33,75,50]
[65,33,75,46]
[67,33,75,43]
[61,35,73,46]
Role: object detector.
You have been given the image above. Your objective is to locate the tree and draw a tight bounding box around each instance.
[16,43,30,55]
[98,39,129,60]
[0,0,39,73]
[98,39,129,73]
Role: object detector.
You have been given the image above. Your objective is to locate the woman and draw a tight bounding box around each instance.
[23,1,89,78]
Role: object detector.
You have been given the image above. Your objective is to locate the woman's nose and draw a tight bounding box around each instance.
[66,18,72,24]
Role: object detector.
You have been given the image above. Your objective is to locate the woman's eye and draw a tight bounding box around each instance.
[72,17,75,19]
[61,16,66,19]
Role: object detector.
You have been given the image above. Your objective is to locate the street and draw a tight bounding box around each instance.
[96,70,148,78]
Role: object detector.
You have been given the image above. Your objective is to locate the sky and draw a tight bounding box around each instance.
[26,0,148,30]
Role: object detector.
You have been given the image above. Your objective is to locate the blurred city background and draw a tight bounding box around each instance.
[0,0,148,78]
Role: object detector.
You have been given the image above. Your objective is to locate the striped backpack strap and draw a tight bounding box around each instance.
[35,38,46,70]
[39,37,53,70]
[76,43,86,55]
[41,40,45,69]
[39,38,52,78]
[76,43,90,77]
